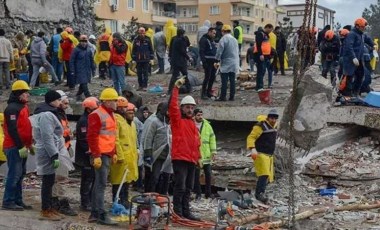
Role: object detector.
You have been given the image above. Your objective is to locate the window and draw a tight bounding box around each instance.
[287,10,304,16]
[110,20,118,33]
[142,0,149,12]
[209,5,220,15]
[127,0,135,9]
[178,23,198,34]
[255,9,259,17]
[318,12,324,19]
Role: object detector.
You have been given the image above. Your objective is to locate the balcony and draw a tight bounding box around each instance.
[176,0,198,6]
[152,10,177,24]
[152,0,176,3]
[243,32,255,41]
[231,11,255,22]
[230,0,255,6]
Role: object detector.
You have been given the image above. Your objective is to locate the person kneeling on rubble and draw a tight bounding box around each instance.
[246,109,279,204]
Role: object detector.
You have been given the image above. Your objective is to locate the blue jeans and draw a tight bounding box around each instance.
[220,72,236,100]
[2,147,27,206]
[265,59,273,88]
[91,155,111,215]
[51,52,63,81]
[110,65,126,95]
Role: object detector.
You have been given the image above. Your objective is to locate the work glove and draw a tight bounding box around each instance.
[93,157,102,169]
[213,62,220,69]
[149,60,154,65]
[28,146,35,156]
[112,154,118,164]
[251,148,258,161]
[19,147,28,158]
[175,77,186,88]
[53,159,60,169]
[353,58,359,66]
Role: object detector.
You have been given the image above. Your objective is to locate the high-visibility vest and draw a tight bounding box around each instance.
[61,118,71,149]
[236,26,243,44]
[93,106,116,153]
[254,32,271,55]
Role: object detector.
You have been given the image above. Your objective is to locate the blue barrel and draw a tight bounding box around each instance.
[18,73,29,83]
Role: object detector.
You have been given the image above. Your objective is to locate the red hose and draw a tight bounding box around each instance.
[171,207,216,228]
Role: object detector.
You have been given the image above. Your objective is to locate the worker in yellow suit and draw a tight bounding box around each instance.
[370,38,379,71]
[125,40,136,76]
[164,19,177,48]
[0,113,6,166]
[94,27,112,79]
[246,109,279,204]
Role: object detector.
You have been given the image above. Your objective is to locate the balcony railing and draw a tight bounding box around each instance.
[153,10,176,18]
[176,14,199,18]
[232,11,251,17]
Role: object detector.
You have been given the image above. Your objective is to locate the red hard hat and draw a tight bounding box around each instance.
[354,18,368,27]
[309,26,318,34]
[324,30,334,40]
[339,29,349,37]
[82,97,99,110]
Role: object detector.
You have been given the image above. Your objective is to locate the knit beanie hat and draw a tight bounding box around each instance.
[45,90,62,104]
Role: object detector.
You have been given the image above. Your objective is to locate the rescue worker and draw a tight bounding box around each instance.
[193,109,216,200]
[12,31,28,73]
[254,24,273,91]
[246,42,255,72]
[214,25,239,101]
[303,27,318,70]
[338,29,350,79]
[2,80,33,211]
[233,20,243,67]
[164,19,177,48]
[319,30,340,86]
[169,77,201,221]
[33,90,65,221]
[95,27,111,80]
[246,109,279,204]
[0,113,6,167]
[341,18,367,97]
[317,25,331,47]
[199,27,217,99]
[59,27,77,89]
[142,102,171,194]
[153,27,167,74]
[87,87,118,225]
[49,28,64,82]
[75,97,99,211]
[132,27,154,91]
[360,34,375,94]
[0,29,13,90]
[25,30,34,84]
[110,32,127,95]
[274,26,287,76]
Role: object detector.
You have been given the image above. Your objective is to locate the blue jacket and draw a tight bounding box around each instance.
[132,36,154,63]
[342,28,364,76]
[69,44,96,84]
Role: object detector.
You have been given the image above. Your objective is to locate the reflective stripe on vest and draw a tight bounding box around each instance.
[93,107,116,153]
[236,26,243,44]
[254,32,271,55]
[262,122,277,133]
[61,118,71,149]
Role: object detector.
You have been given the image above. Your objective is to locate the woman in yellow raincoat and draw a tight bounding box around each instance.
[0,113,6,166]
[94,27,112,79]
[164,19,177,48]
[110,97,138,207]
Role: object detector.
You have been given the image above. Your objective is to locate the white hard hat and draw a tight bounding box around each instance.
[180,95,196,106]
[89,34,96,40]
[39,66,46,73]
[56,90,68,100]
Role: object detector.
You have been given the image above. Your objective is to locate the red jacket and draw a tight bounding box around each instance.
[60,38,74,61]
[87,105,116,158]
[169,87,200,164]
[3,94,33,149]
[110,39,127,66]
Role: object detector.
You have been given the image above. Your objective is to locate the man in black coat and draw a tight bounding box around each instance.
[273,26,287,75]
[199,27,217,99]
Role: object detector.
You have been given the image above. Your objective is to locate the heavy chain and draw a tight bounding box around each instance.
[288,0,317,228]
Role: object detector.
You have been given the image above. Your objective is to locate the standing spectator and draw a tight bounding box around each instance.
[193,109,216,200]
[88,35,97,56]
[214,21,224,43]
[246,42,255,72]
[132,28,154,91]
[30,31,59,88]
[0,29,13,90]
[59,28,77,89]
[110,32,127,95]
[254,24,273,91]
[199,27,217,99]
[167,28,191,95]
[70,35,96,100]
[197,20,211,43]
[319,30,340,86]
[12,32,28,73]
[233,21,243,67]
[214,25,239,101]
[274,26,287,75]
[75,97,99,211]
[2,81,33,210]
[169,77,200,221]
[153,28,167,74]
[49,28,63,82]
[96,28,111,80]
[25,30,34,85]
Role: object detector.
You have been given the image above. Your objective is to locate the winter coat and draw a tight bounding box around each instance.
[110,38,127,66]
[169,87,200,164]
[0,36,13,62]
[70,44,96,84]
[164,19,177,47]
[0,113,5,162]
[170,35,189,68]
[215,33,239,73]
[132,36,154,63]
[319,35,340,61]
[3,93,33,150]
[246,46,255,63]
[59,32,75,62]
[199,33,217,63]
[32,103,63,176]
[198,119,217,165]
[215,24,223,43]
[75,111,91,168]
[30,37,48,63]
[153,31,166,58]
[342,28,365,76]
[197,20,211,43]
[48,33,61,55]
[276,32,287,53]
[94,31,111,64]
[122,84,143,109]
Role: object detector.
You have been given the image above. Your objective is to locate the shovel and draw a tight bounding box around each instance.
[110,168,129,216]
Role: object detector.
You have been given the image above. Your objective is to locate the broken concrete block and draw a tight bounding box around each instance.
[337,193,351,199]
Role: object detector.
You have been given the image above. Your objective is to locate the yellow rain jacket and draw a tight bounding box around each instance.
[145,28,154,48]
[246,115,277,182]
[10,48,19,71]
[269,32,277,50]
[0,113,6,162]
[110,114,138,184]
[58,31,78,61]
[277,52,289,70]
[370,38,378,71]
[164,19,177,47]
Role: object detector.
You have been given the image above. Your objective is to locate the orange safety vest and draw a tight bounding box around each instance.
[93,106,116,154]
[254,32,271,55]
[61,118,71,149]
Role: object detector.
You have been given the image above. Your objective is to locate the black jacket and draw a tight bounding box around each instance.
[276,32,287,53]
[319,35,341,60]
[75,111,91,167]
[132,36,154,63]
[246,46,255,63]
[199,34,217,63]
[169,35,189,68]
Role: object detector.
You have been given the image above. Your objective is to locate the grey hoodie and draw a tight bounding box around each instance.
[30,36,47,63]
[197,20,211,43]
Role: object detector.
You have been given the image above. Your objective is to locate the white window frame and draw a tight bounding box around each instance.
[209,5,220,15]
[142,0,149,12]
[127,0,135,10]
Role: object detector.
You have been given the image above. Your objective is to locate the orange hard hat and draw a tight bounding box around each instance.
[339,29,349,37]
[82,97,99,110]
[117,96,129,107]
[324,30,334,40]
[354,18,368,27]
[65,27,73,34]
[127,102,136,111]
[309,26,318,34]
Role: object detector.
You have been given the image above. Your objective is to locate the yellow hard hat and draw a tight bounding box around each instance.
[0,113,4,123]
[222,24,232,31]
[99,88,119,101]
[12,80,30,91]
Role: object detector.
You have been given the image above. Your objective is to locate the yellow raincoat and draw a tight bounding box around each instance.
[110,114,138,184]
[145,28,154,48]
[9,48,19,71]
[0,113,6,162]
[94,27,112,65]
[246,115,276,182]
[58,31,78,61]
[164,19,177,47]
[370,38,378,71]
[125,40,137,76]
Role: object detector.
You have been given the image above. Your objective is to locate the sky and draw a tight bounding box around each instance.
[278,0,377,26]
